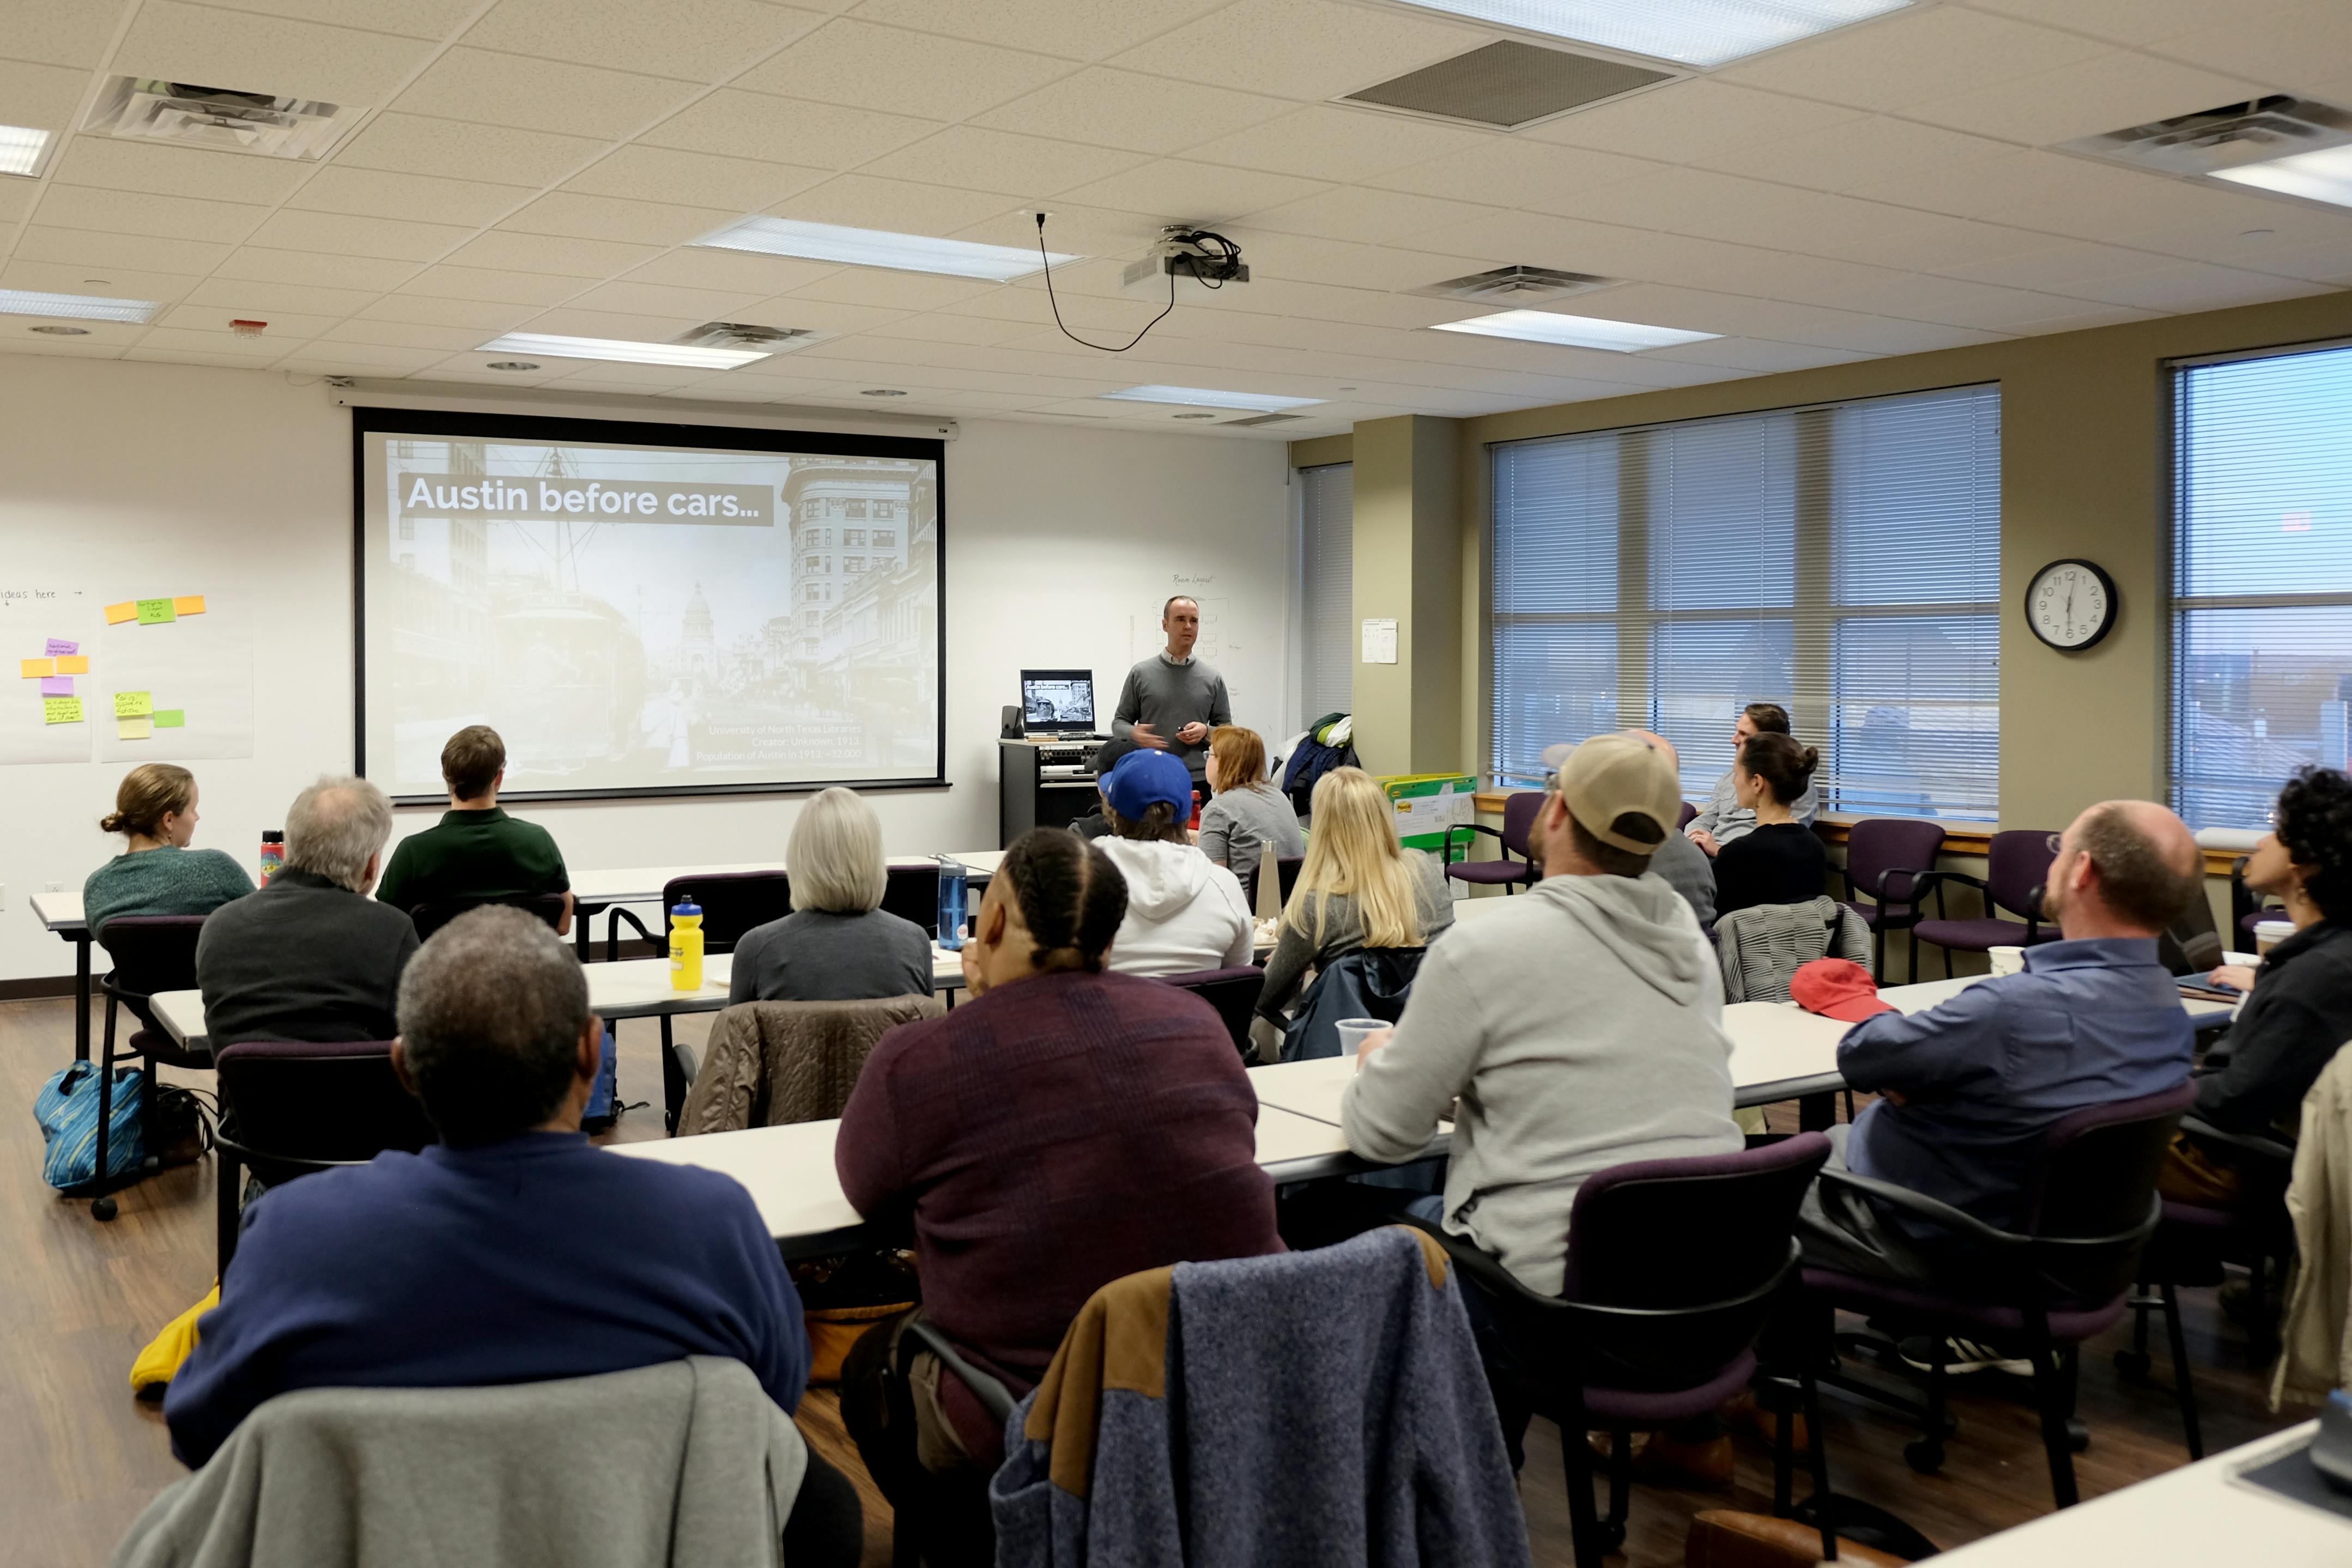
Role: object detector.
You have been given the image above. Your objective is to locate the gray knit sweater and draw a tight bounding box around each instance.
[1110,652,1231,778]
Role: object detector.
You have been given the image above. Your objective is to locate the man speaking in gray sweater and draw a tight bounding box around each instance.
[1112,595,1232,799]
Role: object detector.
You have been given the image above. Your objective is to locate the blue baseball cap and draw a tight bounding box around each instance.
[1103,748,1196,821]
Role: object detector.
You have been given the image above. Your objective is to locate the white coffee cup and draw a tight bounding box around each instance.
[2256,919,2295,958]
[1988,945,2025,977]
[1334,1017,1389,1067]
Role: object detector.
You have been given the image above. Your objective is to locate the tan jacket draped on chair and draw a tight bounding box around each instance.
[677,995,944,1134]
[2272,1037,2352,1409]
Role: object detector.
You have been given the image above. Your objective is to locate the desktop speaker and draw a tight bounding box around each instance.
[1001,704,1023,740]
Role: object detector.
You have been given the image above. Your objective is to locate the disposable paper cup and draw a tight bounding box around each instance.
[1334,1018,1389,1066]
[1988,945,2024,977]
[2256,919,2295,957]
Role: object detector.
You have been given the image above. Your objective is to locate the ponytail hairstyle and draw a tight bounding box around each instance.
[1737,732,1819,808]
[997,828,1129,973]
[100,763,196,839]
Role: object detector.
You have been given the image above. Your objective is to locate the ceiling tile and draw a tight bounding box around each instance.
[156,303,341,338]
[0,58,98,133]
[500,191,737,247]
[1241,185,1500,245]
[392,49,704,141]
[1105,0,1475,101]
[184,276,387,315]
[513,305,705,339]
[276,341,450,370]
[2150,1,2352,91]
[1368,139,1666,212]
[772,174,1029,236]
[1933,238,2174,290]
[856,127,1151,199]
[397,263,589,305]
[1813,215,2066,271]
[1715,7,2106,110]
[0,0,126,69]
[288,167,532,228]
[1375,208,1661,276]
[1524,80,1863,165]
[31,186,267,245]
[114,1,439,105]
[356,293,543,330]
[1908,51,2266,146]
[50,137,318,206]
[246,209,477,261]
[214,246,425,289]
[865,311,1045,347]
[736,19,1071,119]
[786,269,1004,311]
[466,0,828,84]
[562,146,829,211]
[730,296,912,336]
[560,279,769,319]
[331,113,609,186]
[191,0,485,40]
[845,0,1234,63]
[1184,105,1491,184]
[1052,160,1332,226]
[639,90,941,169]
[1647,337,1880,372]
[15,226,235,275]
[440,229,665,278]
[1961,0,2293,48]
[973,68,1294,155]
[2057,262,2321,312]
[620,247,844,294]
[3,260,204,304]
[121,347,283,367]
[130,326,287,360]
[1694,115,2014,194]
[951,202,1168,259]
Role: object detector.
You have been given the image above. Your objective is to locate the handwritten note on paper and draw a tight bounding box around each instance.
[55,655,87,673]
[113,690,153,718]
[104,602,137,625]
[40,676,72,697]
[172,595,206,616]
[45,639,76,657]
[117,716,153,741]
[153,709,185,728]
[19,658,52,678]
[1361,617,1398,665]
[135,599,177,625]
[43,696,83,725]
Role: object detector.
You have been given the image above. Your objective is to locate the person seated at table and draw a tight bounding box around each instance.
[1195,725,1304,892]
[1708,732,1827,919]
[1342,733,1743,1464]
[374,725,573,936]
[1065,736,1136,842]
[82,763,253,931]
[730,786,932,1004]
[1686,703,1818,858]
[2163,766,2352,1206]
[1799,801,2201,1360]
[1623,731,1717,926]
[165,907,862,1564]
[197,776,419,1046]
[1091,748,1253,977]
[1253,767,1453,1056]
[835,828,1281,1560]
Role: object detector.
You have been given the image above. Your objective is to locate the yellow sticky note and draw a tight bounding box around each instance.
[104,601,138,625]
[19,658,53,678]
[43,696,83,724]
[54,655,88,674]
[113,690,153,718]
[173,595,206,616]
[118,716,153,741]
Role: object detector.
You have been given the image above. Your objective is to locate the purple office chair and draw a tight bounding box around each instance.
[408,892,567,945]
[1833,819,1948,982]
[1909,829,2059,978]
[1407,1134,1837,1568]
[1678,800,1699,831]
[1804,1080,2195,1509]
[86,915,209,1221]
[1157,967,1268,1059]
[1445,791,1544,894]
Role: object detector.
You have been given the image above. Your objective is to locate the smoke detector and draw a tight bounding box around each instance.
[2059,96,2352,180]
[82,78,358,160]
[1412,266,1622,306]
[671,321,818,351]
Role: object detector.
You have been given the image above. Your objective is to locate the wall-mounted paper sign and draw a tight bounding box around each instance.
[1361,617,1398,665]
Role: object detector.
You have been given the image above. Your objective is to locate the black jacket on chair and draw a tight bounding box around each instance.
[1282,947,1424,1062]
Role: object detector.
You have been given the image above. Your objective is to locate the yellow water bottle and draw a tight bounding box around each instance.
[669,898,704,992]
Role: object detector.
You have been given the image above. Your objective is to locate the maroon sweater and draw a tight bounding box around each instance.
[837,968,1282,1396]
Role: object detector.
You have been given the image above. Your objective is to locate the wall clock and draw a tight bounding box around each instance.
[2024,558,2117,651]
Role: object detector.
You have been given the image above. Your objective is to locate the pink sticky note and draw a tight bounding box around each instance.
[39,675,72,696]
[45,638,77,657]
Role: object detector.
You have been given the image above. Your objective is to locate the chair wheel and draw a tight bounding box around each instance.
[1905,1438,1944,1474]
[2113,1349,2151,1380]
[92,1194,118,1221]
[1599,1521,1626,1553]
[2067,1418,2089,1454]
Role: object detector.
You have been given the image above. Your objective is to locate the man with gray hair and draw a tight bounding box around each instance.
[168,908,864,1563]
[196,774,418,1046]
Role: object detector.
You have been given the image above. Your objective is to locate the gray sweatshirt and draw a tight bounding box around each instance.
[1647,831,1718,926]
[1111,652,1232,778]
[1686,769,1820,848]
[1196,785,1304,885]
[1341,871,1744,1296]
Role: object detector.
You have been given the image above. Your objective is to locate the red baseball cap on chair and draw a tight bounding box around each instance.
[1790,958,1896,1023]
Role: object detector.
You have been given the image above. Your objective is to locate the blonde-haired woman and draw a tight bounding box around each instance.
[83,763,253,931]
[1253,767,1453,1047]
[728,786,932,1002]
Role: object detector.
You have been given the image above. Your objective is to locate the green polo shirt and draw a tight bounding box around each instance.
[374,806,569,915]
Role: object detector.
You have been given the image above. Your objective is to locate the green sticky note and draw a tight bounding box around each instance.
[43,696,83,724]
[113,690,153,718]
[153,709,185,728]
[135,598,177,625]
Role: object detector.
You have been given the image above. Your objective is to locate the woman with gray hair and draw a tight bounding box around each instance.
[728,787,934,1004]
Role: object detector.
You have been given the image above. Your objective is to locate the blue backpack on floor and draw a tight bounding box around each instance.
[35,1060,148,1192]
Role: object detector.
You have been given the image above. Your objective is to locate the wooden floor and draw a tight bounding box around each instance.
[1,993,2304,1568]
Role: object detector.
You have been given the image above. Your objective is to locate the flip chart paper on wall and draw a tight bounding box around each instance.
[40,676,71,696]
[173,596,206,616]
[135,599,176,625]
[44,697,83,724]
[45,639,76,656]
[1,586,97,764]
[153,708,185,728]
[113,690,152,718]
[19,658,52,678]
[117,716,152,740]
[55,655,87,673]
[95,588,252,764]
[104,601,137,625]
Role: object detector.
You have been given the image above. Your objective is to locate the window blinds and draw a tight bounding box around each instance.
[2173,344,2352,831]
[1491,383,2001,821]
[1298,462,1355,721]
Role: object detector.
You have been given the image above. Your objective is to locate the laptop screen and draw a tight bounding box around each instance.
[1020,670,1095,733]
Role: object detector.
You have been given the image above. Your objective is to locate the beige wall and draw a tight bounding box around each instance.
[1306,288,2352,828]
[1348,415,1463,776]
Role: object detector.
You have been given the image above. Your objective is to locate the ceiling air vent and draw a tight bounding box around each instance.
[1342,40,1671,131]
[82,78,357,160]
[1413,266,1622,306]
[2058,96,2352,179]
[1221,412,1310,427]
[672,322,817,350]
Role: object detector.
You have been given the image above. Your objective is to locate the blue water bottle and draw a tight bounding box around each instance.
[937,859,968,951]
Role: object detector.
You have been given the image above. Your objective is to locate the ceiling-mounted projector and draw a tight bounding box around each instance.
[1121,227,1249,293]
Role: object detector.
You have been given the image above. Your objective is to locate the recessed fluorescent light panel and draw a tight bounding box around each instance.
[0,289,160,324]
[1385,0,1913,69]
[1102,385,1324,413]
[2212,144,2352,210]
[0,124,51,177]
[693,216,1077,283]
[477,332,769,369]
[1430,309,1719,353]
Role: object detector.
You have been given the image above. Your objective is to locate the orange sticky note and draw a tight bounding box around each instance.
[19,658,53,678]
[55,655,88,673]
[173,595,206,616]
[104,601,137,625]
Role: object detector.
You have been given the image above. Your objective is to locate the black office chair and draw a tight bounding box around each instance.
[881,863,941,936]
[88,915,209,1220]
[409,893,567,944]
[1157,967,1265,1059]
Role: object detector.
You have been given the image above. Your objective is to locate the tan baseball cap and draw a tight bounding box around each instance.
[1540,733,1681,854]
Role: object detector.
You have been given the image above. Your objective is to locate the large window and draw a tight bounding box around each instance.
[1491,384,2001,820]
[2172,343,2352,830]
[1299,462,1355,721]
